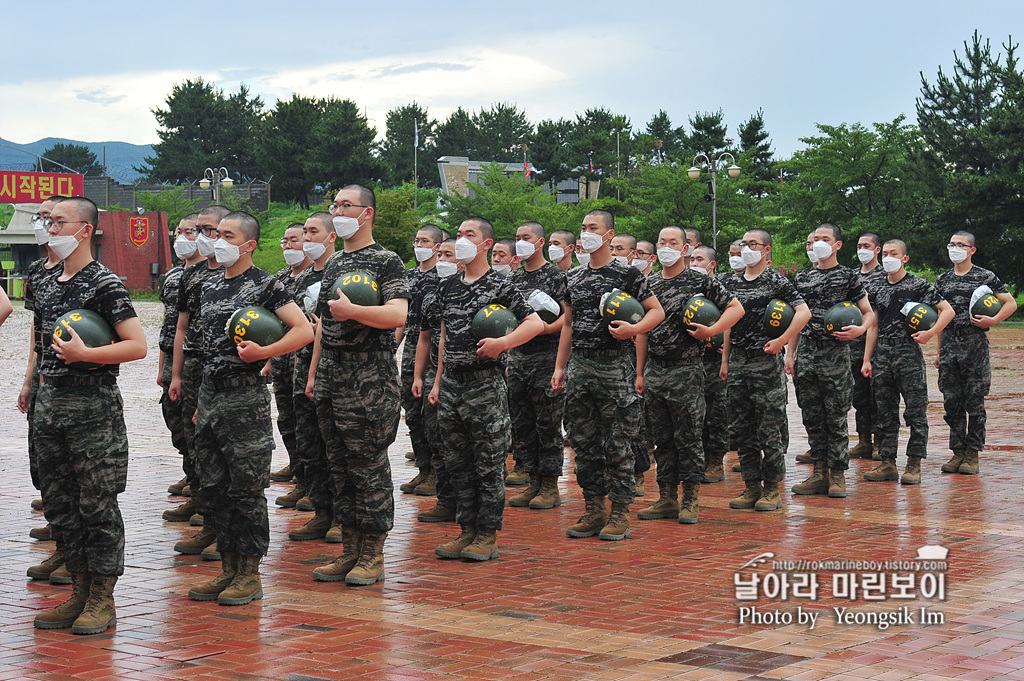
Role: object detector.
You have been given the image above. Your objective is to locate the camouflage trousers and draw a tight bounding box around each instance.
[194,379,273,555]
[507,349,565,478]
[564,353,639,505]
[294,350,329,511]
[645,357,706,485]
[181,352,204,504]
[728,349,788,484]
[27,361,40,490]
[160,358,189,479]
[35,382,128,576]
[438,368,510,531]
[938,332,991,452]
[873,342,929,460]
[421,364,456,509]
[626,354,652,475]
[850,338,876,438]
[794,341,854,471]
[702,352,729,459]
[271,353,298,472]
[314,352,399,533]
[401,338,433,471]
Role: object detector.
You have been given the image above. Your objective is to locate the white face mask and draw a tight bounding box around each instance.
[576,251,591,266]
[806,249,819,265]
[812,240,834,261]
[214,238,243,267]
[455,237,479,264]
[882,256,903,273]
[613,255,629,266]
[436,260,458,278]
[48,224,87,261]
[632,258,649,271]
[741,246,762,267]
[657,247,681,268]
[414,246,435,262]
[33,221,50,245]
[579,232,604,253]
[493,264,511,276]
[332,212,362,240]
[284,247,308,266]
[857,248,876,264]
[174,235,198,260]
[948,245,969,264]
[729,255,745,271]
[690,264,708,274]
[196,232,217,258]
[548,245,565,262]
[515,240,536,259]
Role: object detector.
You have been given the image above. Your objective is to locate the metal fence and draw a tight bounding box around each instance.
[84,177,271,212]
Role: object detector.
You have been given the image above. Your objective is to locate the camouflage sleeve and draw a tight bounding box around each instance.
[499,278,534,321]
[379,253,411,304]
[777,272,805,308]
[987,269,1009,295]
[95,271,138,327]
[624,267,653,302]
[848,270,867,303]
[551,268,569,305]
[262,275,293,313]
[920,279,945,308]
[176,267,192,314]
[704,276,735,312]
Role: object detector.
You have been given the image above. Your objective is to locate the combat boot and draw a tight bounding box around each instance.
[508,473,541,507]
[828,469,847,498]
[201,542,221,561]
[729,480,762,509]
[34,572,90,629]
[530,475,562,510]
[635,471,646,497]
[599,502,631,540]
[871,434,881,460]
[505,461,528,486]
[703,453,725,483]
[274,482,306,508]
[941,449,966,473]
[27,549,65,580]
[71,575,116,635]
[174,526,216,554]
[288,508,332,541]
[959,450,980,475]
[795,450,814,464]
[901,456,923,485]
[678,482,700,524]
[566,495,606,538]
[325,521,343,543]
[190,513,204,526]
[414,470,438,496]
[49,563,72,585]
[31,498,44,510]
[435,526,476,558]
[345,532,386,585]
[269,464,293,482]
[296,496,314,511]
[637,482,679,520]
[461,529,499,561]
[30,523,52,540]
[792,460,829,495]
[405,450,416,460]
[162,499,196,522]
[181,484,192,497]
[400,469,429,494]
[218,555,263,605]
[313,527,362,581]
[864,459,899,482]
[188,552,239,600]
[850,434,874,458]
[418,504,456,523]
[168,476,189,495]
[755,481,782,511]
[732,462,742,472]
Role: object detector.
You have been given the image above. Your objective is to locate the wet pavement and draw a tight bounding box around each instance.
[2,301,1024,681]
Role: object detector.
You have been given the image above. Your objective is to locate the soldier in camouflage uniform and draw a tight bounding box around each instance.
[935,231,1017,475]
[307,185,409,586]
[636,228,741,524]
[721,229,810,512]
[186,211,312,606]
[548,229,576,273]
[788,224,873,499]
[505,222,569,510]
[32,197,148,634]
[848,233,886,460]
[862,239,953,485]
[429,218,542,561]
[553,210,664,542]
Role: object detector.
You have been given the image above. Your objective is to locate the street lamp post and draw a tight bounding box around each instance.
[687,153,741,252]
[199,167,234,204]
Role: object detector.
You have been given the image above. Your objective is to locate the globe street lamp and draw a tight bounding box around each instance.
[199,167,234,204]
[687,153,740,251]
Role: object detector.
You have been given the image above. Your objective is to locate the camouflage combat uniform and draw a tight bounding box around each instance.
[793,264,866,471]
[402,265,440,474]
[314,244,409,533]
[935,265,1007,452]
[159,265,188,465]
[645,269,735,484]
[271,265,311,476]
[870,272,944,461]
[23,257,61,491]
[507,262,569,479]
[704,269,738,458]
[722,269,804,485]
[564,261,652,505]
[436,269,533,531]
[192,266,292,557]
[420,283,454,509]
[33,260,137,576]
[850,266,886,440]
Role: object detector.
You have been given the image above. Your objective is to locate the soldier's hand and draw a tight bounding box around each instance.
[476,336,508,358]
[971,314,997,329]
[52,326,91,366]
[412,377,423,398]
[784,353,796,376]
[933,353,940,369]
[305,376,315,401]
[832,324,865,342]
[192,409,198,425]
[260,360,272,377]
[635,374,644,395]
[719,363,728,381]
[608,320,636,340]
[310,312,321,334]
[551,368,566,393]
[687,322,714,341]
[237,341,266,363]
[428,382,440,406]
[328,289,356,321]
[861,360,872,378]
[911,329,933,345]
[18,381,31,414]
[168,377,182,402]
[764,337,786,355]
[156,371,164,388]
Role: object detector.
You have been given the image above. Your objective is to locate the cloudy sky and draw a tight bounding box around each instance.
[2,0,1020,158]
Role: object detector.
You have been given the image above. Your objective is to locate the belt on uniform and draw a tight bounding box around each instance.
[648,354,700,368]
[512,343,558,356]
[575,347,626,359]
[320,348,393,363]
[877,337,914,346]
[801,337,840,349]
[206,373,264,391]
[40,374,116,387]
[943,327,983,339]
[444,365,501,382]
[729,347,765,359]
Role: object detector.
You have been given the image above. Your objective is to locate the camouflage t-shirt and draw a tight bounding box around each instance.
[647,268,735,360]
[794,264,866,340]
[874,272,945,340]
[439,269,533,371]
[420,284,444,368]
[566,260,653,352]
[936,265,1008,334]
[24,257,62,358]
[405,266,439,343]
[859,265,887,304]
[722,268,804,351]
[291,265,327,359]
[508,261,569,352]
[199,266,292,380]
[159,265,183,353]
[177,261,223,352]
[316,243,410,354]
[36,260,138,380]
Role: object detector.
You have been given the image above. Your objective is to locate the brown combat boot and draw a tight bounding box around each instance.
[566,495,606,538]
[275,482,307,508]
[901,456,923,485]
[400,470,429,494]
[168,476,189,495]
[941,449,966,473]
[871,434,881,460]
[435,526,477,558]
[325,521,343,543]
[792,460,829,495]
[190,513,204,527]
[218,555,263,605]
[599,502,631,540]
[678,482,700,524]
[71,575,117,635]
[755,481,782,511]
[795,450,814,464]
[635,471,646,497]
[703,453,725,483]
[27,549,66,580]
[49,563,72,584]
[418,504,456,523]
[296,496,314,512]
[269,464,293,482]
[34,572,90,629]
[162,499,196,522]
[529,475,562,510]
[508,473,541,507]
[959,450,979,475]
[345,532,386,585]
[188,552,239,600]
[850,434,874,458]
[505,461,528,486]
[288,508,332,541]
[313,527,362,581]
[864,459,899,482]
[174,526,216,554]
[461,529,499,561]
[828,470,847,498]
[31,498,44,510]
[201,542,221,561]
[637,482,679,520]
[414,470,438,496]
[729,480,762,509]
[30,523,52,540]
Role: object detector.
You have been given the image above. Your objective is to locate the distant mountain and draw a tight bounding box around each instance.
[0,136,154,183]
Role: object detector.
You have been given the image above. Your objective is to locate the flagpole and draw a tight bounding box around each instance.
[413,120,419,210]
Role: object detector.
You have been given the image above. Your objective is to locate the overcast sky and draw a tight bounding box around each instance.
[2,1,1020,159]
